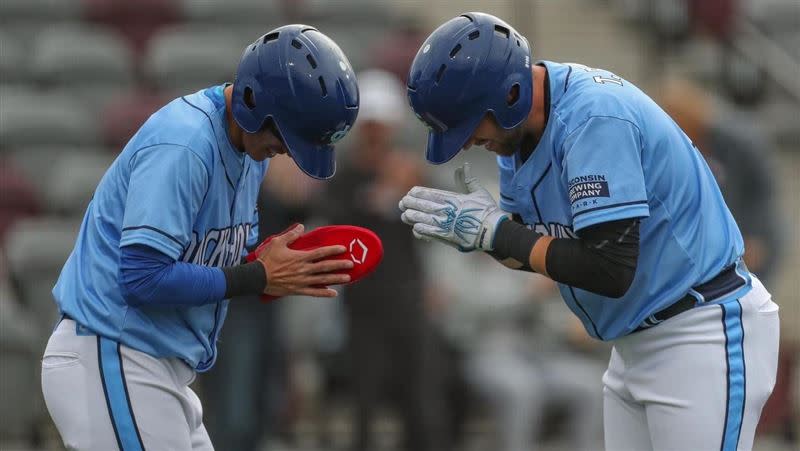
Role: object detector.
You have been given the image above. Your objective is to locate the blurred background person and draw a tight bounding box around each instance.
[657,77,786,287]
[318,69,449,451]
[657,77,797,445]
[427,212,607,451]
[202,154,324,450]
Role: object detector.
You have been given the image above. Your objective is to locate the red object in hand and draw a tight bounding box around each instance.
[246,225,384,302]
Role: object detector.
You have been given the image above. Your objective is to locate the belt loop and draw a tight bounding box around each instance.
[686,288,705,305]
[734,258,751,285]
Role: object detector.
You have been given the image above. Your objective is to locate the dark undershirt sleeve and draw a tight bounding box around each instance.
[119,244,267,308]
[546,218,641,298]
[119,244,227,307]
[488,216,640,298]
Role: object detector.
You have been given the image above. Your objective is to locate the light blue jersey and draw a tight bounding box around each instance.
[498,61,751,340]
[53,85,268,370]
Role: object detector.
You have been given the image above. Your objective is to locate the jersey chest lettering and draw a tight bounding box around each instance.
[181,223,252,267]
[531,222,578,239]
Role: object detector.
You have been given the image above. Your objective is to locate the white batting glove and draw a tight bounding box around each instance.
[399,163,509,252]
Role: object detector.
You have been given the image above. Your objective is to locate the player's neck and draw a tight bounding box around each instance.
[223,85,245,151]
[527,65,547,138]
[518,65,548,161]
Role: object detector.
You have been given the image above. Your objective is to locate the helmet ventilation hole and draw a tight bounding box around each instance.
[449,43,462,58]
[263,32,279,43]
[318,76,328,97]
[306,54,317,69]
[244,86,257,110]
[291,39,302,49]
[506,83,520,106]
[494,25,510,39]
[435,64,447,83]
[468,30,480,40]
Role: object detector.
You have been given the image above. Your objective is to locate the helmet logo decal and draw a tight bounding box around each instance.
[329,124,351,143]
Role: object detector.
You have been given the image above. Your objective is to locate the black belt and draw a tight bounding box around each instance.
[633,262,747,333]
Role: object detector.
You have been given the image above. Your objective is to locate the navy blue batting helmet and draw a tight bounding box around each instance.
[407,13,532,164]
[232,25,359,179]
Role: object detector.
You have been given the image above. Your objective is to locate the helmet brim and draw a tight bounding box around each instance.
[425,113,484,165]
[280,125,336,180]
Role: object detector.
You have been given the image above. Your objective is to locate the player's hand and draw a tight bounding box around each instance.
[255,224,353,298]
[398,163,509,252]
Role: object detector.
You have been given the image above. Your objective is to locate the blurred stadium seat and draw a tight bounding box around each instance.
[4,218,76,443]
[143,26,243,96]
[0,31,29,84]
[0,160,41,242]
[0,258,43,444]
[651,0,691,42]
[367,23,427,84]
[294,0,394,25]
[0,88,99,148]
[83,0,181,57]
[41,152,116,215]
[0,0,83,24]
[5,146,110,190]
[100,90,168,149]
[30,25,135,105]
[314,24,381,72]
[745,0,800,35]
[180,0,281,25]
[4,217,81,329]
[776,31,800,59]
[688,0,738,39]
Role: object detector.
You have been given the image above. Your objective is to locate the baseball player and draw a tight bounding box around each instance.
[41,25,359,450]
[399,12,779,451]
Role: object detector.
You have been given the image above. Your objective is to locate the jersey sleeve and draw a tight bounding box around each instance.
[496,154,516,212]
[120,144,210,260]
[562,116,650,231]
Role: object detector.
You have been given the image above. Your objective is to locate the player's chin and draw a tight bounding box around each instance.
[247,149,272,162]
[486,145,516,157]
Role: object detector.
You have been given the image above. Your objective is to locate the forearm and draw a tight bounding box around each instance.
[490,219,639,298]
[544,238,636,298]
[119,245,266,307]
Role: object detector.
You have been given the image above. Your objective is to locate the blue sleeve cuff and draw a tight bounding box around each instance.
[572,201,650,232]
[120,227,185,261]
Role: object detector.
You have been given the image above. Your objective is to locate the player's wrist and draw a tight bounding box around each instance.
[480,210,511,251]
[221,261,268,298]
[490,218,543,266]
